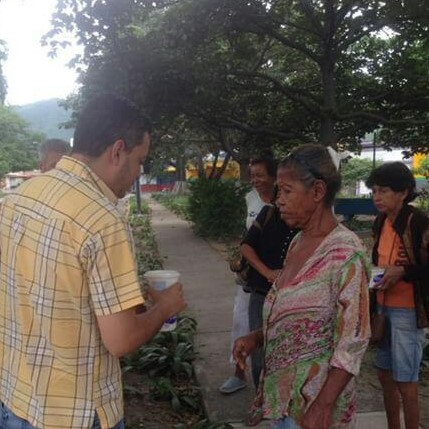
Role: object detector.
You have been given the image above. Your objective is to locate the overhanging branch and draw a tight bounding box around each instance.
[233,71,321,115]
[338,111,429,126]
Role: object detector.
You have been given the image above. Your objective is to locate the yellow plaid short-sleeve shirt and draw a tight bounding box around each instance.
[0,157,144,429]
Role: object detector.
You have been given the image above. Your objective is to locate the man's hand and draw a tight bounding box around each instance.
[97,282,186,357]
[148,282,186,320]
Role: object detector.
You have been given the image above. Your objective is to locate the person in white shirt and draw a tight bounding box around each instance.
[219,157,277,394]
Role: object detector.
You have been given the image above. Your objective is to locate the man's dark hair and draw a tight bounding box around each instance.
[365,161,417,203]
[39,138,70,162]
[72,94,152,157]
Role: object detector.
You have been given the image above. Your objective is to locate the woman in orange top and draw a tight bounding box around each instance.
[366,162,429,429]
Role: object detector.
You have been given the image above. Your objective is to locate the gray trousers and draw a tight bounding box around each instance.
[248,291,266,388]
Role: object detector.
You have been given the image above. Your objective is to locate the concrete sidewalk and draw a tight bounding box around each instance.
[148,198,392,429]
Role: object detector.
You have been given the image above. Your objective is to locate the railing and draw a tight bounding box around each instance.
[334,198,378,221]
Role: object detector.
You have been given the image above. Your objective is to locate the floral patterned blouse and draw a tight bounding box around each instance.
[251,224,371,428]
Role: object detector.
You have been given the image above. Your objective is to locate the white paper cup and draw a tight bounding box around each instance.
[369,267,385,289]
[144,270,180,331]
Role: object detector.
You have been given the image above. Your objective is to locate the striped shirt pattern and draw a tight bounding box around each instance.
[0,157,144,429]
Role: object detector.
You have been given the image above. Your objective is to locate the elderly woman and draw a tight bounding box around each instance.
[366,162,428,429]
[233,144,370,429]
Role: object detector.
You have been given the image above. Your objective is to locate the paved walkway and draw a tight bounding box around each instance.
[148,198,419,429]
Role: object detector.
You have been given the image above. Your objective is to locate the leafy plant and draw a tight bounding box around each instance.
[129,200,163,275]
[149,377,201,414]
[122,316,197,379]
[139,333,195,378]
[188,178,250,240]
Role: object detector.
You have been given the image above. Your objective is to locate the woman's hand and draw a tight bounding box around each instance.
[300,400,334,429]
[232,331,263,371]
[264,268,282,284]
[378,265,405,291]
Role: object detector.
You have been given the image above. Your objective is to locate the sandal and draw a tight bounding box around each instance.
[218,376,247,394]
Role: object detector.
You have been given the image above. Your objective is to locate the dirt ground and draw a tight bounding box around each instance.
[123,371,204,429]
[358,353,429,429]
[357,349,429,421]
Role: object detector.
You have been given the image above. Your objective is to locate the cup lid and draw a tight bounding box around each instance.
[144,270,180,280]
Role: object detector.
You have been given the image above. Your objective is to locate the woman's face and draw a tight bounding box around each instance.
[249,163,275,196]
[372,185,408,217]
[276,167,316,229]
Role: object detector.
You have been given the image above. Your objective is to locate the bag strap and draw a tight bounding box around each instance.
[253,205,275,231]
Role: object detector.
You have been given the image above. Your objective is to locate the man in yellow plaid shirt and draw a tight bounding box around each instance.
[0,94,186,429]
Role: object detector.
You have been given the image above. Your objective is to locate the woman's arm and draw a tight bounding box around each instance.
[302,251,370,429]
[301,368,353,429]
[330,251,371,375]
[241,243,280,283]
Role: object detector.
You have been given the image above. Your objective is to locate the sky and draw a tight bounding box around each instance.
[0,0,79,106]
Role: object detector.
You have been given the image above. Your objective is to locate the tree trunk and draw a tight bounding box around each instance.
[320,1,338,149]
[176,156,186,181]
[239,160,250,181]
[214,152,231,179]
[208,150,220,179]
[320,63,337,148]
[196,154,205,178]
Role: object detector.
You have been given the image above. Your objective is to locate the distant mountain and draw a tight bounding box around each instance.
[14,98,74,142]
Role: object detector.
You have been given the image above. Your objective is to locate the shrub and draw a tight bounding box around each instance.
[129,201,163,275]
[417,188,429,214]
[188,178,250,240]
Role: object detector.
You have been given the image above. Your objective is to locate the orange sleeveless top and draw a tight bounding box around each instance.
[377,219,415,308]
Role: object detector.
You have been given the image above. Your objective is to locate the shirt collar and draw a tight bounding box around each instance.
[56,156,118,204]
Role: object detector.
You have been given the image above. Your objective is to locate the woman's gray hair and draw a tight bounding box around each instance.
[279,144,341,206]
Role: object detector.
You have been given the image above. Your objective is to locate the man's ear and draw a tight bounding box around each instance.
[109,139,127,166]
[313,179,327,203]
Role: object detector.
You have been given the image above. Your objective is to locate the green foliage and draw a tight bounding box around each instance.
[122,316,198,378]
[0,105,43,177]
[0,39,7,105]
[341,157,383,196]
[149,377,201,414]
[46,0,429,160]
[122,315,201,414]
[152,192,191,220]
[416,188,429,214]
[129,200,163,275]
[414,156,429,179]
[188,178,250,239]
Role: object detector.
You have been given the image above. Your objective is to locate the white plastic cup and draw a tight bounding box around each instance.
[144,270,180,331]
[369,267,385,289]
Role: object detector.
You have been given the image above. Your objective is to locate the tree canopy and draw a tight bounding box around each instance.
[45,0,429,171]
[0,105,43,178]
[0,39,7,105]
